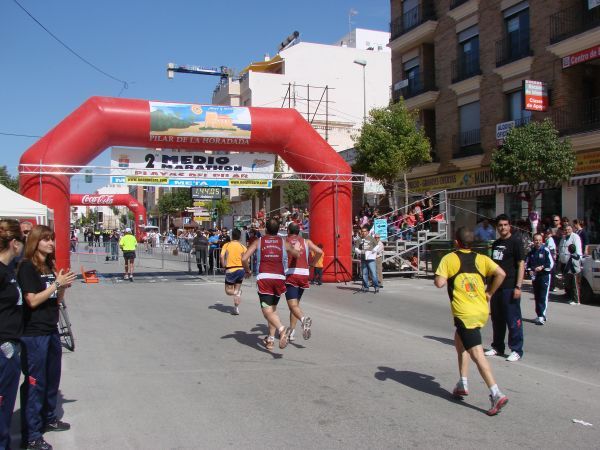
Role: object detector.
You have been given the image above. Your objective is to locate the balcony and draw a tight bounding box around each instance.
[390,1,436,40]
[495,32,532,67]
[450,0,470,8]
[451,53,481,84]
[401,74,436,100]
[553,97,600,136]
[453,128,482,158]
[550,4,600,44]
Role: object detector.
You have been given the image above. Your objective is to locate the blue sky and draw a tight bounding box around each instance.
[1,0,389,193]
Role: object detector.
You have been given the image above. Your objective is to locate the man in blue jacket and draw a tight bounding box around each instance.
[525,233,554,325]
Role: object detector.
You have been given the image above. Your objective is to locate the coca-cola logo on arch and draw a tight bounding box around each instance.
[81,194,115,205]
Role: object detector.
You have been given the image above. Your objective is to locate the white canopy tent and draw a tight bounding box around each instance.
[0,184,54,225]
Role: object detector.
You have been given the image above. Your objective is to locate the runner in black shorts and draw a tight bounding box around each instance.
[220,229,248,315]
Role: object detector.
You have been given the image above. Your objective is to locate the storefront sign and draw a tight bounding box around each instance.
[408,168,497,193]
[191,187,222,199]
[575,150,600,174]
[110,176,272,188]
[562,45,600,69]
[80,194,115,205]
[495,121,515,145]
[523,80,549,112]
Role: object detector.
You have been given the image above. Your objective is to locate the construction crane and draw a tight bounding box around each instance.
[166,63,232,80]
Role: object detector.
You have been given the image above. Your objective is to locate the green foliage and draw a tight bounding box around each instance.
[158,189,192,216]
[491,118,575,208]
[0,166,19,192]
[214,197,232,216]
[353,99,431,187]
[283,180,309,207]
[240,188,262,201]
[150,110,194,131]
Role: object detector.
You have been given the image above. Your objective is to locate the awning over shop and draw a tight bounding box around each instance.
[448,186,497,199]
[569,174,600,186]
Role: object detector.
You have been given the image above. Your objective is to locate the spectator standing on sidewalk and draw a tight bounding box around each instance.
[474,218,496,242]
[558,225,582,299]
[374,234,384,289]
[563,244,582,305]
[525,233,554,325]
[572,219,588,252]
[434,227,508,416]
[486,214,525,362]
[354,226,379,293]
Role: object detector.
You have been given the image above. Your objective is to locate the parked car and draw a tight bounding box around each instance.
[580,245,600,304]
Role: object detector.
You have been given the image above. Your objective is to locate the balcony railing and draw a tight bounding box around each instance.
[451,52,481,83]
[550,4,600,44]
[553,96,600,136]
[450,0,470,9]
[495,31,532,67]
[453,128,482,158]
[390,1,436,40]
[393,74,437,101]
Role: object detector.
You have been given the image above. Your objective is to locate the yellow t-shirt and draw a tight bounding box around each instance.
[220,241,247,273]
[436,250,498,329]
[311,251,324,268]
[119,234,137,251]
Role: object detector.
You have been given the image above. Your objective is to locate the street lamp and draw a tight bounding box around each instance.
[353,59,367,124]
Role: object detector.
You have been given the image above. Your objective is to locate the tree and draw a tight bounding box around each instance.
[0,166,19,192]
[283,180,309,208]
[157,189,192,216]
[491,118,575,214]
[214,197,232,217]
[353,99,431,210]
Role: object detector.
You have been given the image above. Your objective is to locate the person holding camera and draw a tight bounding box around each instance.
[354,226,380,293]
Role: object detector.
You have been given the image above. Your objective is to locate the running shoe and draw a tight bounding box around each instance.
[568,301,580,305]
[44,419,71,432]
[487,394,508,416]
[302,317,312,340]
[262,336,274,350]
[129,276,133,282]
[452,383,469,398]
[231,306,240,315]
[506,351,521,362]
[289,329,296,342]
[484,348,498,357]
[279,327,290,349]
[23,438,53,450]
[123,274,129,280]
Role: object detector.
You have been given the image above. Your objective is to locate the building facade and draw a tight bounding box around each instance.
[390,0,600,240]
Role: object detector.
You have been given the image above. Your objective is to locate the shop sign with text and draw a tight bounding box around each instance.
[408,168,497,193]
[523,80,548,112]
[562,45,600,69]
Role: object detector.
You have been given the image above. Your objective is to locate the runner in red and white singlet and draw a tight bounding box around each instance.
[285,223,323,341]
[242,218,300,350]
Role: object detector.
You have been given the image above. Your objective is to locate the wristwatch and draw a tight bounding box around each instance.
[54,281,61,290]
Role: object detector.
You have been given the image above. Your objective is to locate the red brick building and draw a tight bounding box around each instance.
[390,0,600,239]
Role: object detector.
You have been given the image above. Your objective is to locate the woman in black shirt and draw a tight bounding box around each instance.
[0,219,25,450]
[17,225,76,450]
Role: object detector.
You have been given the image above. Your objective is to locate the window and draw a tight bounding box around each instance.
[457,26,480,79]
[459,101,480,147]
[507,91,531,127]
[403,57,420,94]
[403,0,420,30]
[504,2,530,61]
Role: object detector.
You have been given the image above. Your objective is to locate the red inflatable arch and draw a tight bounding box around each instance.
[20,97,352,282]
[70,193,147,242]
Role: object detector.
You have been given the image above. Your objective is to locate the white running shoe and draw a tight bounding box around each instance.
[289,329,296,342]
[484,348,498,357]
[302,317,312,340]
[232,306,240,315]
[506,351,521,362]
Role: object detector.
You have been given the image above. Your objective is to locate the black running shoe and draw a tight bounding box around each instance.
[44,420,71,432]
[23,438,53,450]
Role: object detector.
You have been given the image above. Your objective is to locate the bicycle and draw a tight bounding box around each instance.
[58,300,75,352]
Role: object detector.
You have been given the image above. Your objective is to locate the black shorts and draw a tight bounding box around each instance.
[285,284,305,301]
[123,251,136,261]
[225,269,245,285]
[454,317,482,351]
[259,293,281,308]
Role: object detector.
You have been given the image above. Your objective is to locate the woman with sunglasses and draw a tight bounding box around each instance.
[0,219,25,449]
[17,225,76,450]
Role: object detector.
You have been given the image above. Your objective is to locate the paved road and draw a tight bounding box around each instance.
[12,258,599,449]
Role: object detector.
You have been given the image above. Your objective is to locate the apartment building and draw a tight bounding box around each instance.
[390,0,600,238]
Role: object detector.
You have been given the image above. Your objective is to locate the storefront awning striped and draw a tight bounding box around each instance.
[496,181,559,193]
[569,174,600,186]
[448,186,497,199]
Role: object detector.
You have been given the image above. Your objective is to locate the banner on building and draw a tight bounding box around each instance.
[408,168,497,193]
[110,148,274,188]
[149,102,251,143]
[562,45,600,69]
[364,176,386,195]
[523,80,549,112]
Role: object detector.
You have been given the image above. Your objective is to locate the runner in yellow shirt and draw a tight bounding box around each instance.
[434,227,509,416]
[220,228,248,315]
[118,228,137,281]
